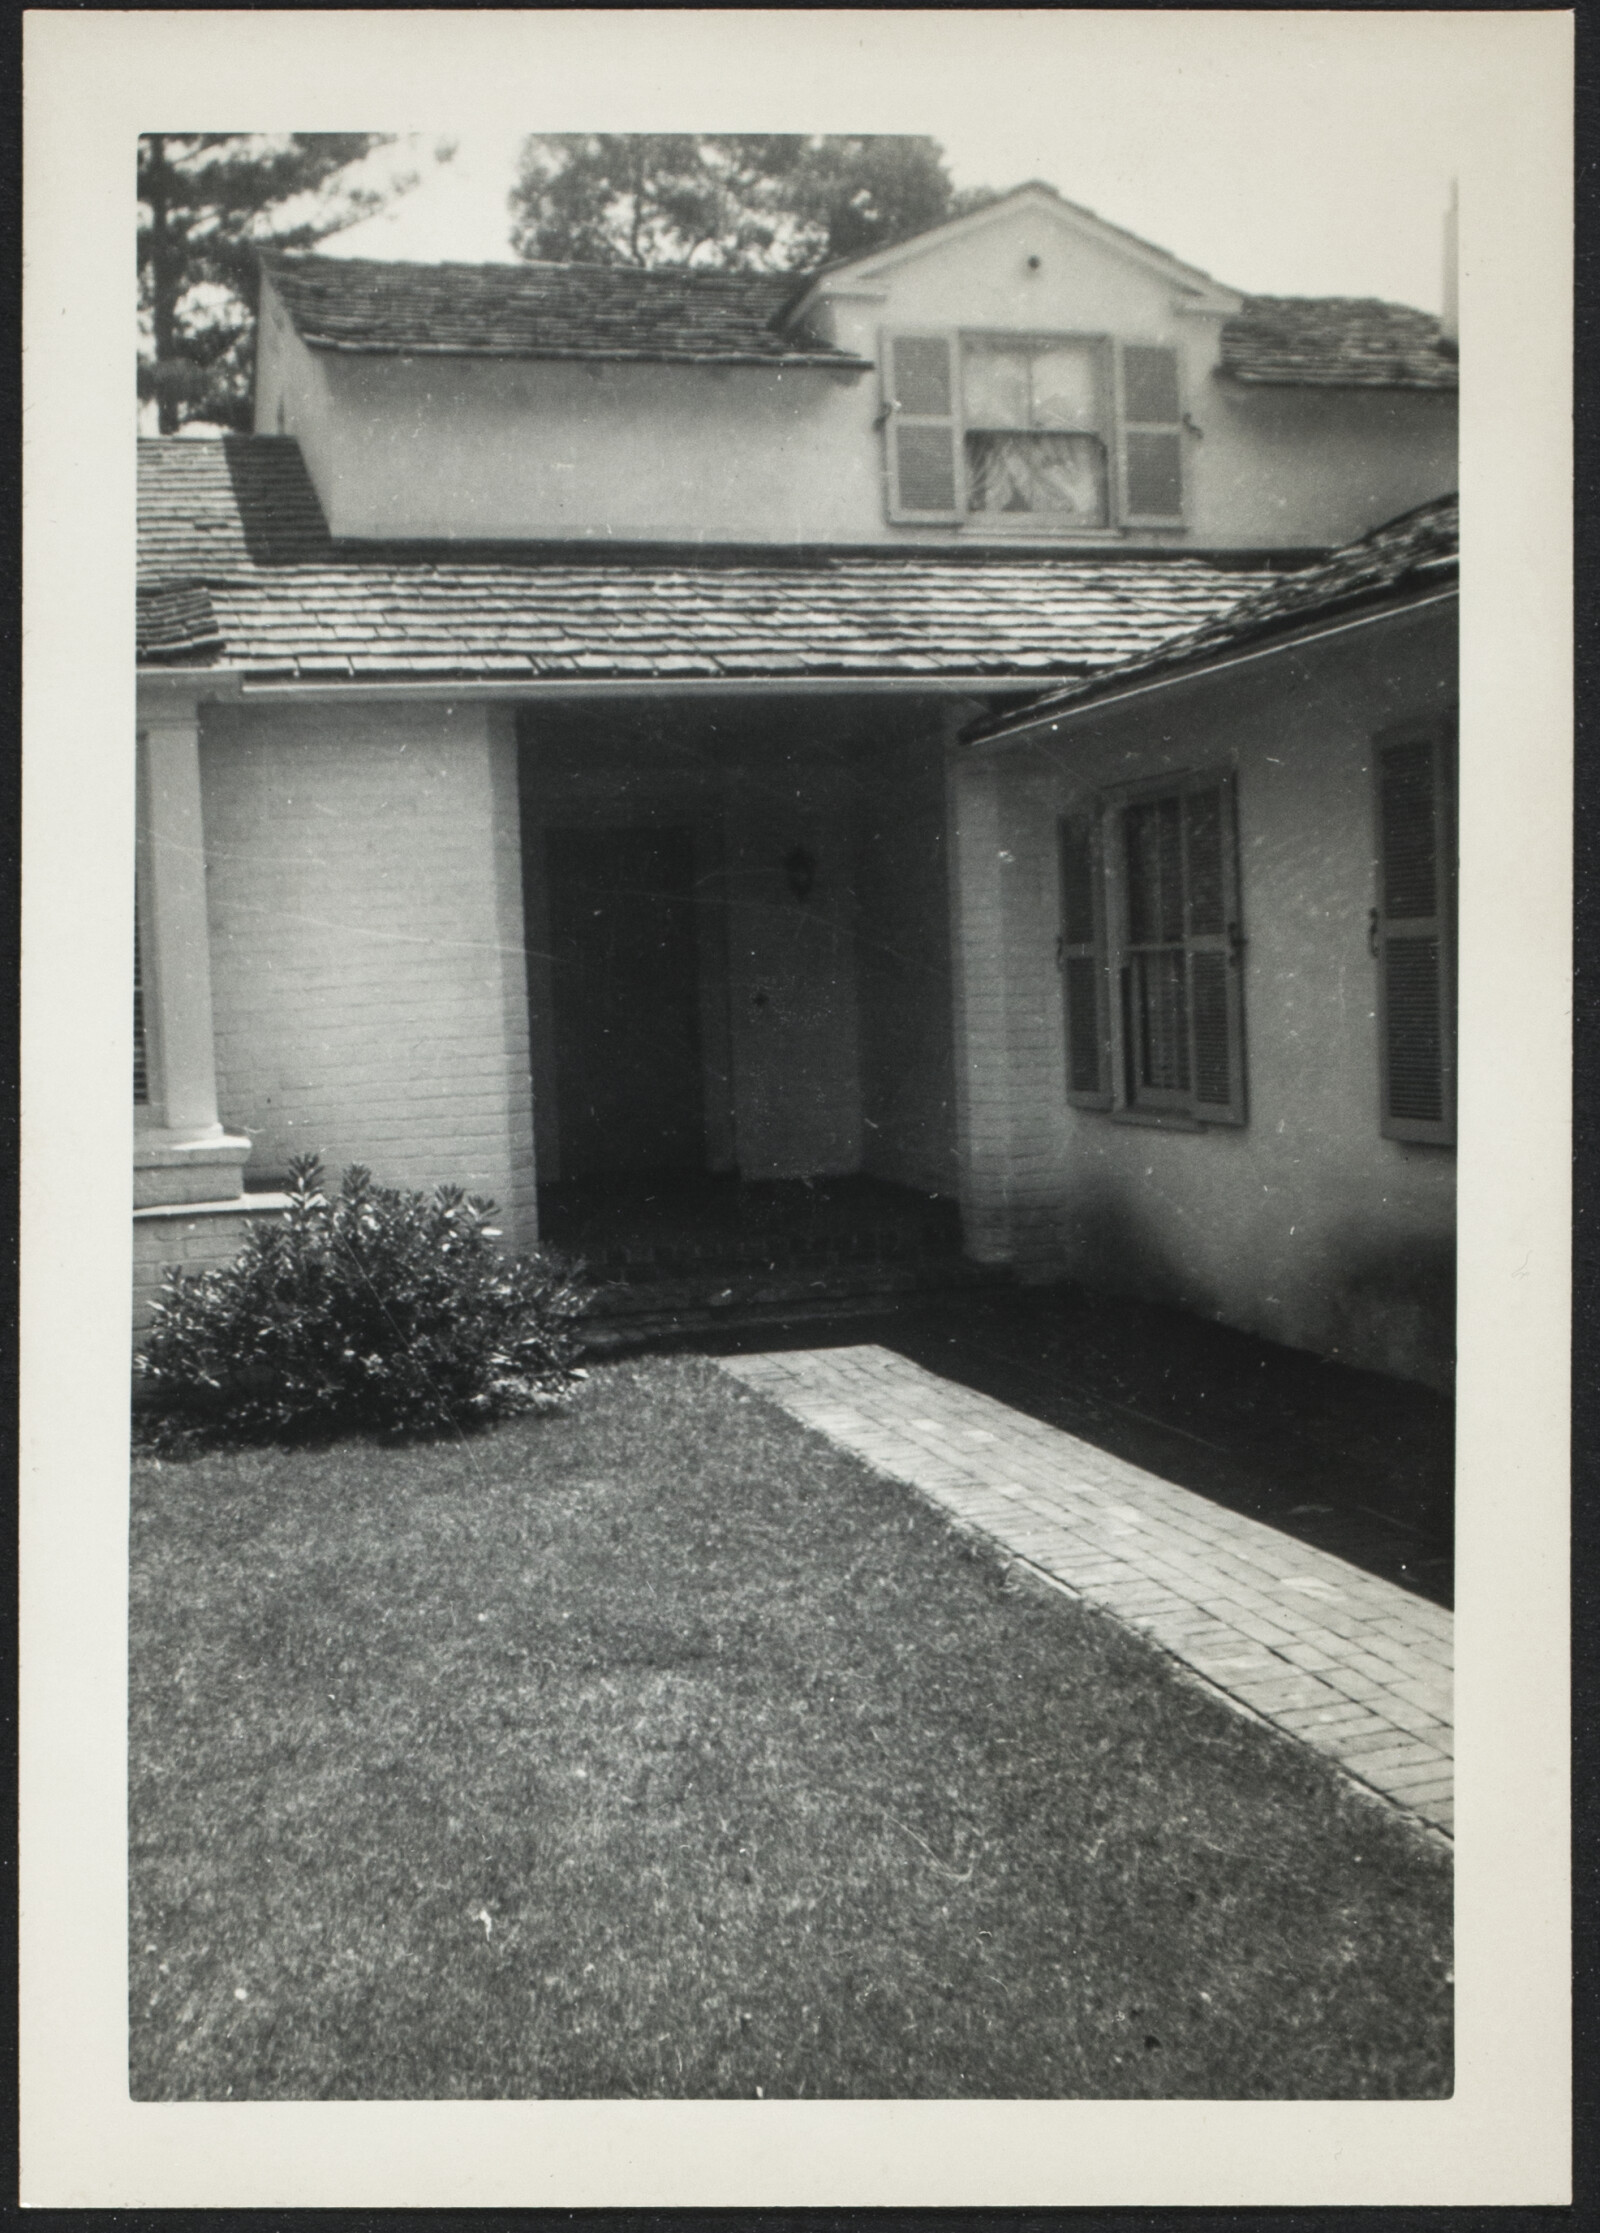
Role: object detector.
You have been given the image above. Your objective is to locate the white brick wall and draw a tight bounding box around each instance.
[956,605,1458,1387]
[947,752,1018,1262]
[854,727,959,1196]
[132,1200,288,1336]
[199,698,538,1247]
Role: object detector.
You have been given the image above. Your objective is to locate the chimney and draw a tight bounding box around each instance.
[1440,179,1458,349]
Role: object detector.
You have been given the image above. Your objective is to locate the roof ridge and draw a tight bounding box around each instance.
[266,248,806,286]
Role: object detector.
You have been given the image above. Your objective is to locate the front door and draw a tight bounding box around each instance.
[545,825,705,1175]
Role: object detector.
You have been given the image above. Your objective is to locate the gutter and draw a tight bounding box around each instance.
[228,673,1065,706]
[965,584,1458,747]
[301,340,872,371]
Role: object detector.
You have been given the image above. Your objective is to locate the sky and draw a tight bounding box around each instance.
[322,14,1479,314]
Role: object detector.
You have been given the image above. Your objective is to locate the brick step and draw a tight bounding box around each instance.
[580,1256,1012,1350]
[578,1233,964,1280]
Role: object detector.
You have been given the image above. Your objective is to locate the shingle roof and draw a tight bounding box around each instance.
[264,253,865,367]
[966,494,1457,740]
[135,581,225,662]
[137,438,1262,684]
[138,436,337,576]
[1221,297,1457,389]
[268,253,1455,391]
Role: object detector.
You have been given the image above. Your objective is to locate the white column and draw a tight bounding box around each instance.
[135,702,250,1206]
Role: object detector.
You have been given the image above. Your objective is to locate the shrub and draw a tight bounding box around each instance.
[136,1156,591,1446]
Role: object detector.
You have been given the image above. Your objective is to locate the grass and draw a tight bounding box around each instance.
[129,1353,1452,2100]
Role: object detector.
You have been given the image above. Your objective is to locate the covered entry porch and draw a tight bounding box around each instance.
[517,688,979,1297]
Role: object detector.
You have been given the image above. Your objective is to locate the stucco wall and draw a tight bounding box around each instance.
[1192,384,1458,553]
[199,697,538,1246]
[956,601,1458,1386]
[311,350,878,546]
[252,288,342,510]
[853,724,959,1194]
[264,205,1453,554]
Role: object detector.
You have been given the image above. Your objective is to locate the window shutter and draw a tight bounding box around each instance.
[1118,343,1184,522]
[1183,776,1245,1123]
[133,898,149,1106]
[884,332,963,522]
[1376,728,1455,1143]
[1059,814,1111,1108]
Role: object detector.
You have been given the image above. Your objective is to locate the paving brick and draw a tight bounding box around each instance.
[719,1345,1452,1839]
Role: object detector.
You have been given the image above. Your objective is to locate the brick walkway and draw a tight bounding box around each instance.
[719,1344,1452,1839]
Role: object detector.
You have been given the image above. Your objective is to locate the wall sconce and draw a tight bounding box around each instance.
[783,845,817,902]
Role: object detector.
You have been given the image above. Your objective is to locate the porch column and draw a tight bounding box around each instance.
[135,701,251,1207]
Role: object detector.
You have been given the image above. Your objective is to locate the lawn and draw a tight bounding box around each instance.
[129,1353,1452,2100]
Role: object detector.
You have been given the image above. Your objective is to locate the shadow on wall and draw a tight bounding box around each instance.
[1059,1189,1455,1394]
[1059,1188,1204,1323]
[1321,1228,1456,1394]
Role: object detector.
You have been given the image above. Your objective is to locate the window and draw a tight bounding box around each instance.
[1374,721,1456,1144]
[884,330,1184,528]
[1060,770,1245,1126]
[963,336,1109,524]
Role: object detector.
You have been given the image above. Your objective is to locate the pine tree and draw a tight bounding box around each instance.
[138,134,425,432]
[508,134,996,274]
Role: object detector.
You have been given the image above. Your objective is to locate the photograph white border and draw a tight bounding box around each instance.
[20,7,1573,2206]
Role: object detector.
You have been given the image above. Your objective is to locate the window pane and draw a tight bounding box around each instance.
[1133,950,1190,1093]
[962,340,1031,427]
[892,334,953,417]
[1125,795,1184,944]
[966,431,1108,522]
[895,423,958,511]
[1030,344,1099,429]
[1123,344,1181,424]
[1125,429,1183,516]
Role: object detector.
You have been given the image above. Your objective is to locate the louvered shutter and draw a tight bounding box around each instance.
[883,332,964,522]
[1118,343,1184,522]
[1376,727,1455,1143]
[1059,814,1111,1107]
[133,902,149,1106]
[1183,776,1245,1123]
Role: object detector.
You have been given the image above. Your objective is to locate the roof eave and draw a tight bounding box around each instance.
[963,578,1458,747]
[1220,368,1459,394]
[298,337,871,370]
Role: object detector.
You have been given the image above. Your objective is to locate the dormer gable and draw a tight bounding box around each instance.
[782,183,1244,538]
[784,181,1243,335]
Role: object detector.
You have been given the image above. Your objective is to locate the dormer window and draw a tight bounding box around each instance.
[883,330,1184,531]
[963,336,1109,523]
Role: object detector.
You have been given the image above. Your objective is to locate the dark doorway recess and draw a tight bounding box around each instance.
[545,825,705,1176]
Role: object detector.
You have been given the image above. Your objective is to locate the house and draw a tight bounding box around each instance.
[954,495,1457,1390]
[133,182,1458,1380]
